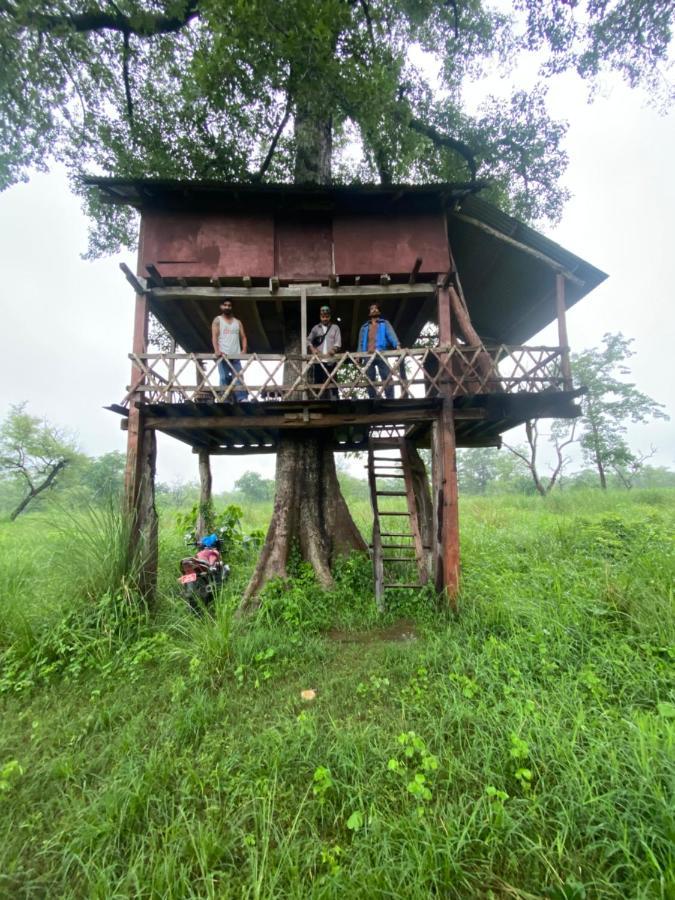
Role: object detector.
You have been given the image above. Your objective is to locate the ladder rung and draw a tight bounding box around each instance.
[384,583,423,589]
[381,532,414,537]
[379,511,411,516]
[376,490,407,496]
[381,544,417,549]
[374,473,406,478]
[382,556,418,562]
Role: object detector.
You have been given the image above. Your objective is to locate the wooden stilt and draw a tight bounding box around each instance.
[556,274,573,391]
[196,448,212,537]
[432,279,460,608]
[124,254,158,600]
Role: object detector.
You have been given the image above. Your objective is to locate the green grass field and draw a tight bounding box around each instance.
[0,490,673,898]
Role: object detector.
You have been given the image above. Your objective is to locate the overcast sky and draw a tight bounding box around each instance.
[0,70,673,491]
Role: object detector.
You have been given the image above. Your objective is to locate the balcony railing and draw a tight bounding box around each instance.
[123,346,568,406]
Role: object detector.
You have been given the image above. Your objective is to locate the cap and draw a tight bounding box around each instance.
[320,305,331,313]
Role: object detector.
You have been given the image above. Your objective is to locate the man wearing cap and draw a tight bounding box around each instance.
[307,306,341,399]
[357,303,400,399]
[211,297,248,401]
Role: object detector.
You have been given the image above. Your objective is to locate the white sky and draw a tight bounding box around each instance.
[0,72,673,490]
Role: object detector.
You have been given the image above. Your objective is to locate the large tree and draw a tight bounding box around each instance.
[2,0,672,597]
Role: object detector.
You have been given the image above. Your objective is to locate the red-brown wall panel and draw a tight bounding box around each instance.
[140,211,275,277]
[275,216,332,280]
[333,212,449,274]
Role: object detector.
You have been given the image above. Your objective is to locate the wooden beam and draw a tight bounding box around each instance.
[144,406,440,432]
[150,283,434,302]
[119,262,147,295]
[556,273,573,391]
[450,211,585,286]
[269,276,279,293]
[145,263,165,287]
[409,257,423,285]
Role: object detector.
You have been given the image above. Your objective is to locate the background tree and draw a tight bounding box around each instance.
[457,447,533,495]
[572,333,668,489]
[0,403,78,520]
[234,471,275,504]
[2,1,672,596]
[504,418,578,496]
[78,450,127,502]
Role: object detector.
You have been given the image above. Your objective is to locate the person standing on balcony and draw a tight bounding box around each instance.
[212,297,248,401]
[307,305,341,399]
[358,303,400,399]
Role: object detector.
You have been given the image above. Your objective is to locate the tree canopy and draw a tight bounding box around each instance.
[2,0,673,255]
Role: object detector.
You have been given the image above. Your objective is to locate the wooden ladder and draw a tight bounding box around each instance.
[367,437,430,611]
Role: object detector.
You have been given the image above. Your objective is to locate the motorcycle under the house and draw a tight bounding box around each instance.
[178,532,230,611]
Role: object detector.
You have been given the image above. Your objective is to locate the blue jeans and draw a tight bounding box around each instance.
[218,358,247,401]
[366,357,394,399]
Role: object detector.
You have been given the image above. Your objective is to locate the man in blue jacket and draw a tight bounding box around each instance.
[358,303,400,399]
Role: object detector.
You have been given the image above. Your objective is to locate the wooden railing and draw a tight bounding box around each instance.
[123,346,568,406]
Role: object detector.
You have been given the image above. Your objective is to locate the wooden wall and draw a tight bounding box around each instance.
[139,209,450,280]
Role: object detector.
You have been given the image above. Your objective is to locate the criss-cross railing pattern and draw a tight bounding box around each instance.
[123,346,566,406]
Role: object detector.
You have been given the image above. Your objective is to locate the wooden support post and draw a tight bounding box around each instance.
[300,287,308,401]
[432,279,460,608]
[195,448,212,538]
[124,241,159,600]
[556,273,573,391]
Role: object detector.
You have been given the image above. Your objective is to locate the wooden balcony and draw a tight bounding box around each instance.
[109,345,580,454]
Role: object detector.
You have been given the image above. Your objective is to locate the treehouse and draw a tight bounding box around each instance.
[89,178,607,607]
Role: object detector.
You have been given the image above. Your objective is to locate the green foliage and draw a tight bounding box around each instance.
[175,502,262,557]
[4,0,672,251]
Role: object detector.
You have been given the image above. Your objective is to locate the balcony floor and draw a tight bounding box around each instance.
[109,392,581,454]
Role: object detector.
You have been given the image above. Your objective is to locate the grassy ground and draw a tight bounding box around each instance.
[0,490,673,898]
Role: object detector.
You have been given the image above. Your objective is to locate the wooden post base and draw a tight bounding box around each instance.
[124,407,158,600]
[431,399,460,609]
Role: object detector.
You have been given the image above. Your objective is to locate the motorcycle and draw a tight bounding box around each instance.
[178,531,231,611]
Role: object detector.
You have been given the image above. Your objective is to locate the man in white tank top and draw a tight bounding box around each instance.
[211,298,248,401]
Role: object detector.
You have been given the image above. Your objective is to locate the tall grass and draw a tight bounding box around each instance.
[0,489,673,898]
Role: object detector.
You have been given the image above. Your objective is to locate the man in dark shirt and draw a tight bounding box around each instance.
[307,305,341,399]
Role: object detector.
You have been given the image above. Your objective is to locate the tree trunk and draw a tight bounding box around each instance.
[240,107,366,611]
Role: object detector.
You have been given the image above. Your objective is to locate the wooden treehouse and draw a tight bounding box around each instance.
[90,179,607,607]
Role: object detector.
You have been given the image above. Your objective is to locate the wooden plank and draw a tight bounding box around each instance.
[409,256,423,285]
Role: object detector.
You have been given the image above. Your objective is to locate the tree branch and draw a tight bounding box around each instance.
[253,93,293,181]
[407,114,477,181]
[0,0,199,37]
[122,30,134,125]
